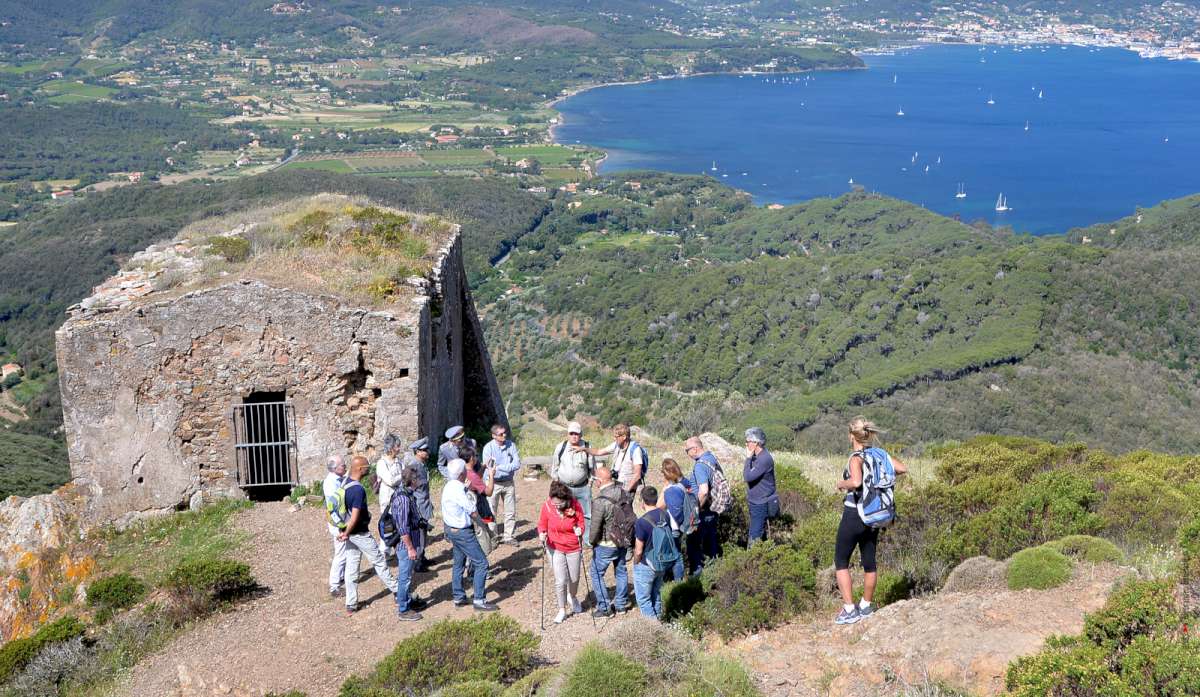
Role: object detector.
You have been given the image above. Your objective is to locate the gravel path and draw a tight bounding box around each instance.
[117,476,650,697]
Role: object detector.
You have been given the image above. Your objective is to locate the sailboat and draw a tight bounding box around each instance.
[986,95,995,105]
[924,165,930,173]
[897,106,905,116]
[936,156,942,164]
[893,74,898,84]
[955,183,967,199]
[995,193,1010,212]
[848,177,855,185]
[1038,90,1044,99]
[711,161,718,171]
[1024,120,1030,132]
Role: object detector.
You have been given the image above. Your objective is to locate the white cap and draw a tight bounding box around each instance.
[566,421,582,435]
[447,458,467,480]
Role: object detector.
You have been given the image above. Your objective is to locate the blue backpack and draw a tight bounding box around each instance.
[646,511,682,572]
[855,447,897,529]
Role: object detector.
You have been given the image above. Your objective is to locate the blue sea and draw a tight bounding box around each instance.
[553,44,1200,234]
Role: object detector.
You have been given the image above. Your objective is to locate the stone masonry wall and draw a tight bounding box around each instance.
[56,233,506,527]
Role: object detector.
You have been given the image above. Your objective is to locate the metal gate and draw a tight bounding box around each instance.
[231,402,298,488]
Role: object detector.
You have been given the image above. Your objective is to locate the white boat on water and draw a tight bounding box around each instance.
[893,74,898,84]
[897,106,905,116]
[924,165,930,173]
[711,161,718,171]
[849,177,855,185]
[1024,120,1030,132]
[995,193,1010,212]
[956,183,967,199]
[1038,90,1044,99]
[987,95,995,105]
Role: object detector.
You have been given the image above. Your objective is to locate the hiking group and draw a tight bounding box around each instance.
[323,416,903,627]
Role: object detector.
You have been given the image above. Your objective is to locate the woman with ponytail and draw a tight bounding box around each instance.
[832,417,906,625]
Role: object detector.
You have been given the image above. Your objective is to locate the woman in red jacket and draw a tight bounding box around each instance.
[538,480,586,623]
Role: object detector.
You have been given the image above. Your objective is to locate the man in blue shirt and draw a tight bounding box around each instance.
[743,427,779,545]
[632,486,679,619]
[481,423,521,545]
[683,436,722,574]
[339,455,397,614]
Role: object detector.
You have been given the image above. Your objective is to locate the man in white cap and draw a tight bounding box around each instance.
[551,422,595,543]
[322,454,348,597]
[441,457,498,612]
[438,425,474,478]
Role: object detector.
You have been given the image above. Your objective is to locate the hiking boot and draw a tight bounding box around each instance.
[834,607,861,625]
[473,601,499,612]
[553,609,566,624]
[397,610,423,622]
[571,596,584,614]
[857,603,874,619]
[453,598,469,607]
[408,597,428,611]
[592,607,615,618]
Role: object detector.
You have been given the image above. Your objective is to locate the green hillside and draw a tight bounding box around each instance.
[483,174,1200,453]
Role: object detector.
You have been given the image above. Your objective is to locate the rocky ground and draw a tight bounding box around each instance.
[735,562,1134,696]
[117,475,650,697]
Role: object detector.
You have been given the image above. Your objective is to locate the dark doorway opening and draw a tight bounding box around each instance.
[233,391,296,501]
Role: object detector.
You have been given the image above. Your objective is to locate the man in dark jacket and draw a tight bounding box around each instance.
[586,465,630,617]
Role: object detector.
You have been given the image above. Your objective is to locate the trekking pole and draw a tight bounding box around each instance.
[539,539,548,631]
[578,532,598,630]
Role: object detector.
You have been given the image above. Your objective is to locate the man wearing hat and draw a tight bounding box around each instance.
[402,436,434,570]
[551,422,595,543]
[438,426,475,479]
[743,426,779,545]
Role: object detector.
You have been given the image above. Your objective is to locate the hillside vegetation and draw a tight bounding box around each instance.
[484,173,1200,454]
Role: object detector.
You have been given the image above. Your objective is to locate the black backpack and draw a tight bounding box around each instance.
[607,489,637,548]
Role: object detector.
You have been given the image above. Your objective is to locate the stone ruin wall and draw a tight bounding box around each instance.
[56,234,506,527]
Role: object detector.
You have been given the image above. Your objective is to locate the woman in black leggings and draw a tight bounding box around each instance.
[833,417,906,625]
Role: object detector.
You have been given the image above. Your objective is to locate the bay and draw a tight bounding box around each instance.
[553,44,1200,234]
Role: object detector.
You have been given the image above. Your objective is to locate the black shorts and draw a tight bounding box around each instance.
[834,506,879,573]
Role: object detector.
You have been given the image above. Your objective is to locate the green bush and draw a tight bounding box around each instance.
[86,573,147,614]
[685,541,815,640]
[560,645,646,697]
[676,654,762,697]
[660,575,704,622]
[1005,637,1127,697]
[1119,635,1200,696]
[499,668,557,697]
[341,615,538,696]
[431,680,504,697]
[165,558,255,602]
[0,615,86,683]
[1083,579,1179,652]
[1045,535,1124,564]
[873,572,912,606]
[207,235,252,262]
[1179,515,1200,589]
[1006,546,1073,590]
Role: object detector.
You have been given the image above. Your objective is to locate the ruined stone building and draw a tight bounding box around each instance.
[56,195,506,525]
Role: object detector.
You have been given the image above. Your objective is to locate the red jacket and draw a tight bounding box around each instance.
[537,498,584,553]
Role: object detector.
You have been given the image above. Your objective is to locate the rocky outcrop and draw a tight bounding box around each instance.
[0,491,91,641]
[740,563,1137,697]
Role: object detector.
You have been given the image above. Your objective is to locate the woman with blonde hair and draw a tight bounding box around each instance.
[659,458,691,581]
[833,417,906,625]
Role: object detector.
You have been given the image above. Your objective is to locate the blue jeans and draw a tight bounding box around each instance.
[567,483,592,542]
[394,550,414,612]
[687,510,720,574]
[669,533,686,581]
[633,563,664,619]
[589,544,629,611]
[446,526,488,603]
[748,499,779,545]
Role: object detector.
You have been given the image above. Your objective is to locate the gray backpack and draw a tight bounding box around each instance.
[553,440,591,487]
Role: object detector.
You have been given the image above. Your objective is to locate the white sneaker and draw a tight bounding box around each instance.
[553,609,566,624]
[571,596,583,614]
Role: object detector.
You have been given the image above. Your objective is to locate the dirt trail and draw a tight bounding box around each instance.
[734,563,1133,697]
[117,476,644,697]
